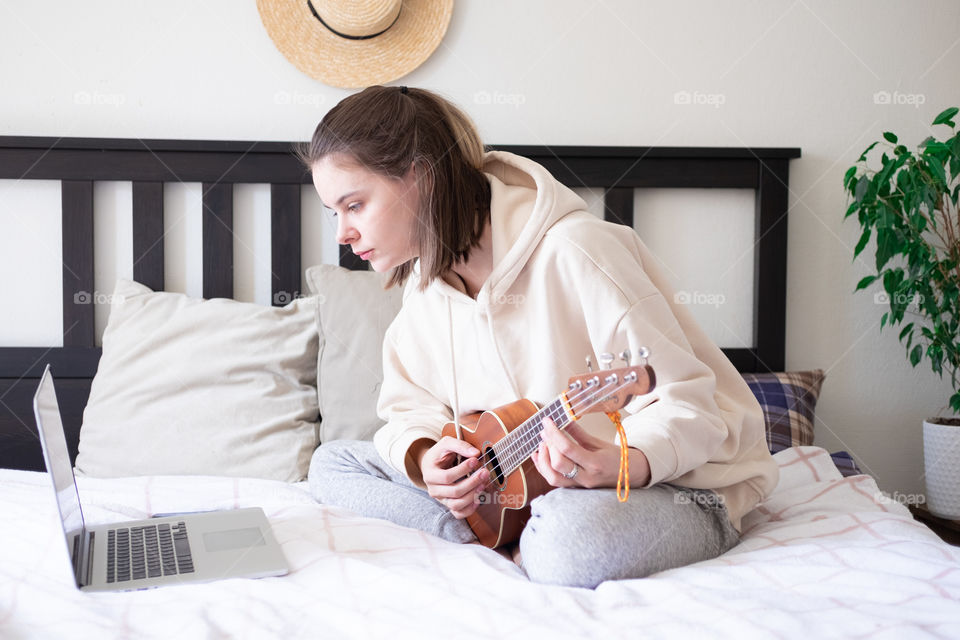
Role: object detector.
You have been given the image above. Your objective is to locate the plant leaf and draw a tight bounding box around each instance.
[899,322,915,342]
[854,229,872,258]
[843,166,857,190]
[928,159,947,186]
[845,200,859,219]
[854,176,870,203]
[910,344,923,367]
[855,273,877,290]
[875,228,898,270]
[858,141,879,162]
[929,344,943,375]
[932,107,959,127]
[883,132,898,144]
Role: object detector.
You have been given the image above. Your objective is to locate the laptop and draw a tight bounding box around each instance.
[33,364,290,592]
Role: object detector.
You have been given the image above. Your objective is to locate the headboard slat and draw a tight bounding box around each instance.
[724,348,758,372]
[524,156,759,190]
[2,147,309,184]
[604,188,635,226]
[201,182,234,299]
[755,159,790,372]
[339,246,368,271]
[0,347,101,378]
[270,184,302,305]
[132,181,165,292]
[61,180,95,347]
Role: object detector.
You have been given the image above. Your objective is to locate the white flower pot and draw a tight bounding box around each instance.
[923,419,960,519]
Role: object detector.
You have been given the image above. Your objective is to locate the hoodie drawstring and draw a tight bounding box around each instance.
[447,297,462,442]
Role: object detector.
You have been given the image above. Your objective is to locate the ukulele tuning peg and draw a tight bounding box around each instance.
[599,352,614,370]
[619,350,631,365]
[637,347,650,364]
[585,355,593,373]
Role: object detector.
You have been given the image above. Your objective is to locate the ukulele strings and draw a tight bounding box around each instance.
[465,375,603,471]
[472,374,625,473]
[476,375,634,492]
[495,376,626,475]
[471,374,638,493]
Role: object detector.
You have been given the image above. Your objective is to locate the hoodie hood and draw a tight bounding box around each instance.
[464,150,589,301]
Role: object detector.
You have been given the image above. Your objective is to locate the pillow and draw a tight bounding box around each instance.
[829,450,863,477]
[740,369,825,453]
[75,279,319,482]
[304,264,404,443]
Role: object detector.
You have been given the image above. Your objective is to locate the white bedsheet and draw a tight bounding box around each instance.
[1,446,959,639]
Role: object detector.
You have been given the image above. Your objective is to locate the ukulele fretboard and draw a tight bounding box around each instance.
[493,396,574,478]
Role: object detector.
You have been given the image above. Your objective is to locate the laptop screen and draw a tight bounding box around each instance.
[33,365,85,540]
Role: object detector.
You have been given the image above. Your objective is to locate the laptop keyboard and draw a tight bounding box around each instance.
[106,521,194,583]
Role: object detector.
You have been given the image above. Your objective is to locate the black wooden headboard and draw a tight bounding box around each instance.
[0,137,800,471]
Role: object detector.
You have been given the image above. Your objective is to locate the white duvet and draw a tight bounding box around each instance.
[1,446,959,639]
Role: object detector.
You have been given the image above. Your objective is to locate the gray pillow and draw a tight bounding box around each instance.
[304,264,404,442]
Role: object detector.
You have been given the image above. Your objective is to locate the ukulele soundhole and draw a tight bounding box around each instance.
[483,444,506,488]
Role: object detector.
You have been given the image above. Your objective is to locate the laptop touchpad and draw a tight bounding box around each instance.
[203,527,265,552]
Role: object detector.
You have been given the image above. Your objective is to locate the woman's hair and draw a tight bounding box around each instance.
[298,85,491,290]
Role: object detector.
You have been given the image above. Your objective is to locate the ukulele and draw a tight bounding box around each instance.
[440,352,656,549]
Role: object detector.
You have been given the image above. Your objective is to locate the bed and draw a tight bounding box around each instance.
[2,136,959,639]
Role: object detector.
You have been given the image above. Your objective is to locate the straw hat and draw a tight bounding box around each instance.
[257,0,454,89]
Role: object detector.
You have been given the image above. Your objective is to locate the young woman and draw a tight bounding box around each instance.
[304,85,778,588]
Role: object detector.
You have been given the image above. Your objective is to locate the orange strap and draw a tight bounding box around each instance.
[606,410,629,502]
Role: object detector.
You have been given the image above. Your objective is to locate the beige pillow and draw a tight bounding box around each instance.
[304,264,403,442]
[75,279,319,482]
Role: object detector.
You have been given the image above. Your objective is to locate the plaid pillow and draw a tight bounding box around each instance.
[829,450,863,477]
[741,369,825,453]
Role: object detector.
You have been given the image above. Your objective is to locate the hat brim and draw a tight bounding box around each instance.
[257,0,454,89]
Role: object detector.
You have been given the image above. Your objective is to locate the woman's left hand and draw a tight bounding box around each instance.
[531,416,651,489]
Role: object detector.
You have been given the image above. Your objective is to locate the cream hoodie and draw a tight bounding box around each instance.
[373,150,779,531]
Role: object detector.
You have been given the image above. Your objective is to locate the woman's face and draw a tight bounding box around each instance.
[312,153,421,273]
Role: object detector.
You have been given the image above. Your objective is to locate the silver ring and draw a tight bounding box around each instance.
[562,463,579,480]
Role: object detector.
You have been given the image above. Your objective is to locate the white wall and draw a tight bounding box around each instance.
[1,0,959,498]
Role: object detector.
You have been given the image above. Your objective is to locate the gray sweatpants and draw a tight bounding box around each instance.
[308,440,740,589]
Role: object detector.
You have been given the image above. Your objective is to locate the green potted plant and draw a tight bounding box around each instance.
[843,106,960,518]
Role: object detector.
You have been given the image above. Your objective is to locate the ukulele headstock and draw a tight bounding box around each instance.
[566,349,656,417]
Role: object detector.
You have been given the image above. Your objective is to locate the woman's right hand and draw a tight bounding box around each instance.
[417,437,490,519]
